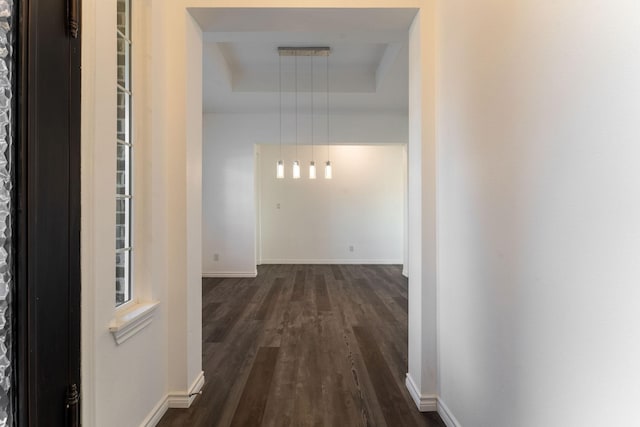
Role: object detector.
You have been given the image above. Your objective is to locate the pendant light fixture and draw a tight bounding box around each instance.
[309,54,317,179]
[292,160,301,179]
[276,54,284,179]
[324,52,332,179]
[292,53,300,179]
[324,161,332,179]
[277,47,331,179]
[277,160,285,179]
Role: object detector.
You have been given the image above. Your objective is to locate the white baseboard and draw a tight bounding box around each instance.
[202,271,257,278]
[260,259,402,265]
[402,268,408,278]
[437,398,461,427]
[142,371,206,425]
[167,371,205,409]
[140,396,169,427]
[405,374,437,412]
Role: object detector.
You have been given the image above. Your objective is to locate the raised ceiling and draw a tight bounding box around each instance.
[189,8,417,114]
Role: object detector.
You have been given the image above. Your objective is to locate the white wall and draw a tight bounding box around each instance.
[406,6,439,409]
[258,144,405,264]
[436,1,640,425]
[82,0,170,426]
[163,4,205,400]
[82,1,205,426]
[202,112,408,275]
[185,10,205,399]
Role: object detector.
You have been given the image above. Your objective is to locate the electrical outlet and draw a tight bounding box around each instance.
[276,203,281,209]
[214,253,219,261]
[349,245,354,252]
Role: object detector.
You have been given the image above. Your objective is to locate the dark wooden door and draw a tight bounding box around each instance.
[16,0,81,425]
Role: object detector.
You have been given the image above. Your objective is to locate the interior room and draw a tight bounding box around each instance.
[184,7,425,425]
[199,9,412,277]
[76,1,640,426]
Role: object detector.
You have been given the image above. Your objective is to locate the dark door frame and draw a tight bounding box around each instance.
[15,0,81,424]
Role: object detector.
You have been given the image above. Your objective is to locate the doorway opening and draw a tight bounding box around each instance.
[172,3,439,421]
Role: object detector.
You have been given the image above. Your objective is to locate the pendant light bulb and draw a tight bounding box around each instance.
[276,160,284,179]
[293,161,301,179]
[325,161,332,179]
[309,161,317,179]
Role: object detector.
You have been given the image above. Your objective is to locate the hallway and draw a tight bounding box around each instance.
[158,265,444,426]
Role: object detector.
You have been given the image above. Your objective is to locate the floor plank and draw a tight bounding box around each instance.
[255,278,284,321]
[353,325,420,427]
[158,264,445,427]
[230,347,280,427]
[290,269,305,302]
[314,273,332,312]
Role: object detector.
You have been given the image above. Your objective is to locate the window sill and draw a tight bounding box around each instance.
[109,301,159,345]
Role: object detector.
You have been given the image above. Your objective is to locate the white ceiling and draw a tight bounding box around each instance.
[189,8,417,114]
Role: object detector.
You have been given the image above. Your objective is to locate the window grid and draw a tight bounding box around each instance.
[116,0,132,307]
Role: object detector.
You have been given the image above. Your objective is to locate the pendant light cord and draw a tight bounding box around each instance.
[311,55,314,161]
[279,54,282,159]
[295,54,298,159]
[326,53,330,161]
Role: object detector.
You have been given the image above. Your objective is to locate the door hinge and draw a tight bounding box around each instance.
[66,384,80,427]
[68,0,79,38]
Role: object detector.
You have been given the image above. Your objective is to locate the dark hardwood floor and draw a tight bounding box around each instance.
[158,264,445,427]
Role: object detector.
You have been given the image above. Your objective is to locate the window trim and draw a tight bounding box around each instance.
[116,0,133,307]
[110,301,159,345]
[110,0,159,345]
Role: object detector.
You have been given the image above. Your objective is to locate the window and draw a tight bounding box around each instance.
[116,0,132,306]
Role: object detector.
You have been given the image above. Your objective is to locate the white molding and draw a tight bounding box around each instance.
[109,301,160,345]
[402,268,408,278]
[167,371,205,409]
[405,374,437,412]
[202,271,257,278]
[139,396,169,427]
[260,259,403,265]
[139,371,204,427]
[403,374,461,427]
[437,399,461,427]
